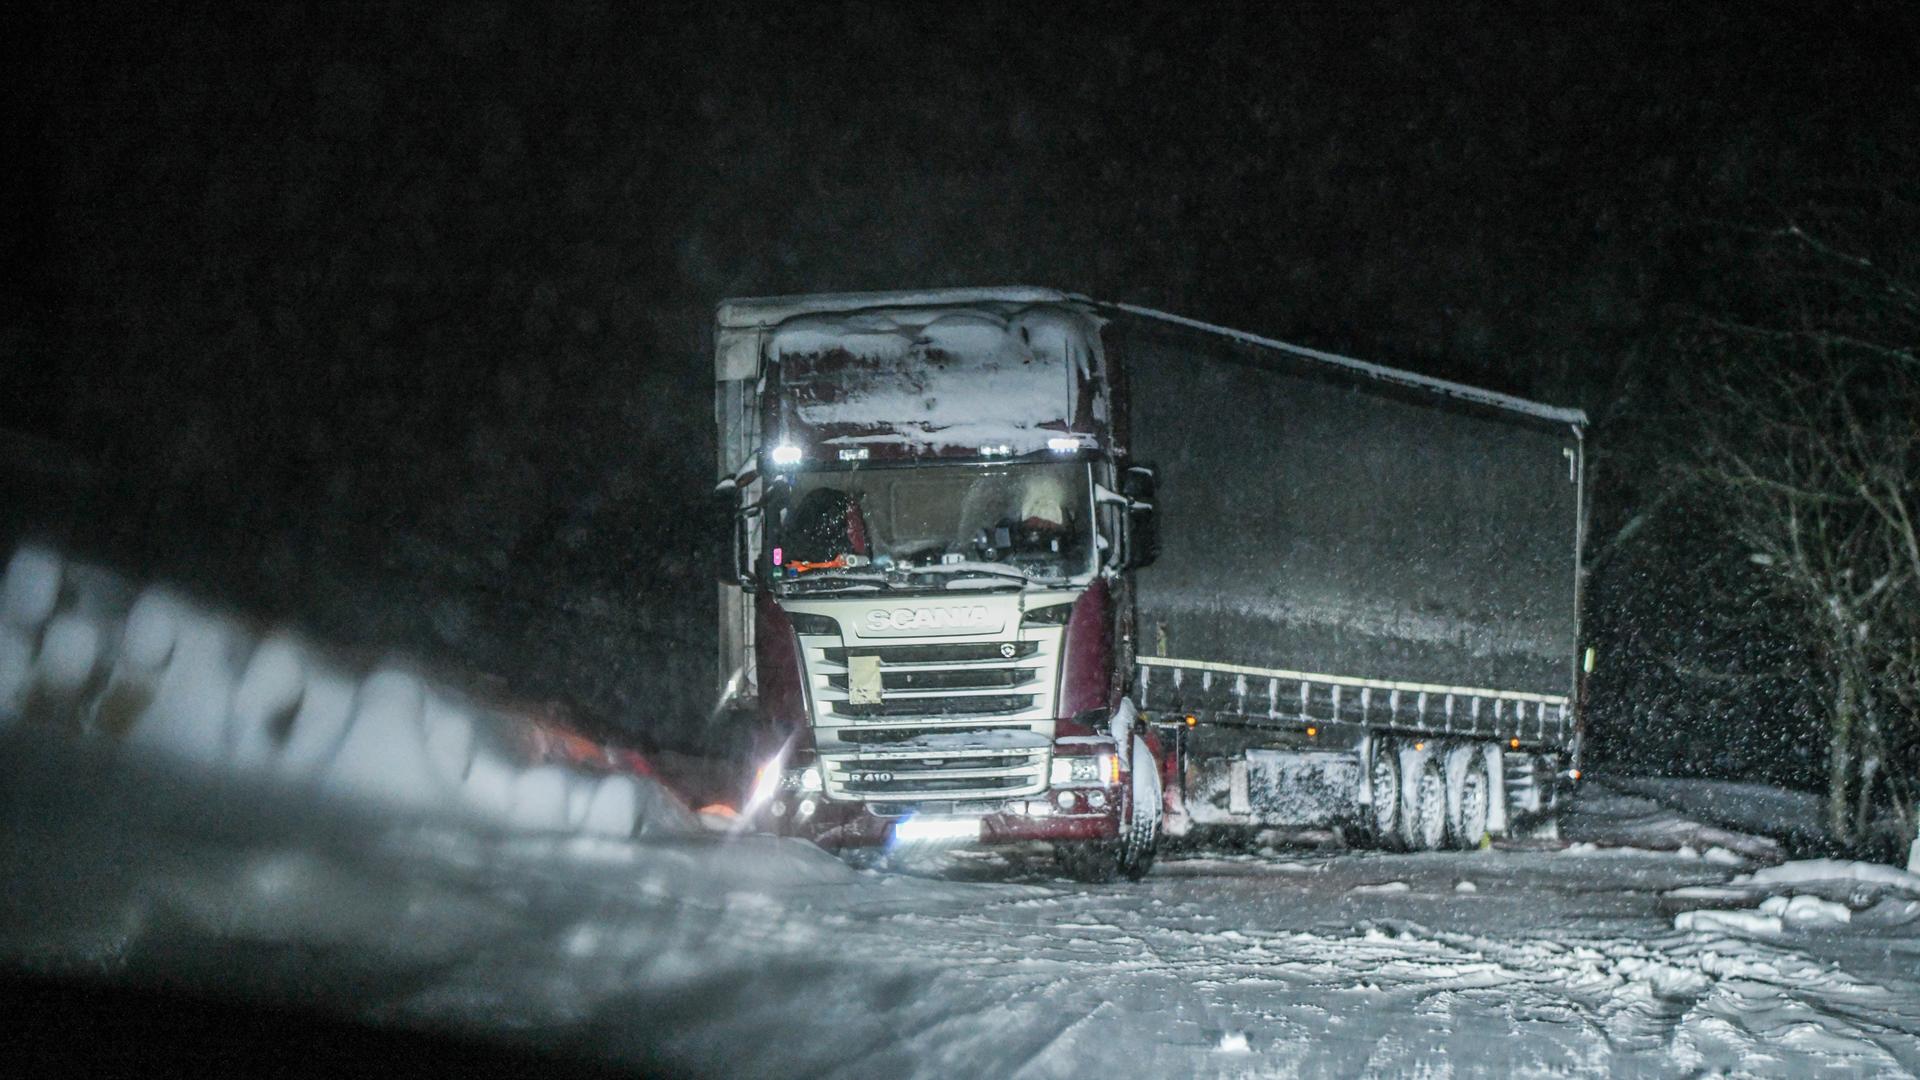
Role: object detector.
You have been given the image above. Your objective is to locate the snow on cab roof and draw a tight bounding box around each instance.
[715,286,1082,329]
[715,287,1588,426]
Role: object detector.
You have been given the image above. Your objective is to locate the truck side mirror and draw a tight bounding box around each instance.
[1123,464,1159,570]
[711,483,757,591]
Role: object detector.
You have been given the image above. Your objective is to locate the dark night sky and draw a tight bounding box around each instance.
[6,2,1919,775]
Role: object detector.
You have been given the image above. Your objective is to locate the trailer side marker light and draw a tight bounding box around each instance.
[1305,726,1317,737]
[1510,738,1521,750]
[1184,714,1197,727]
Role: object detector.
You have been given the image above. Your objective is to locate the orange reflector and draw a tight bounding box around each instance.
[1509,738,1520,749]
[1306,726,1317,737]
[1184,714,1197,727]
[1571,769,1582,781]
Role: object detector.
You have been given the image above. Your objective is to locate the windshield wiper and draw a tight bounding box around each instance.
[781,570,888,593]
[909,565,1042,588]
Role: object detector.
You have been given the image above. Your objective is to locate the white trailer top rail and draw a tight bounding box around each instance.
[1138,655,1570,707]
[1102,301,1589,426]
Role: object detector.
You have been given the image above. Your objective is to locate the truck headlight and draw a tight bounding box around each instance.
[1049,755,1106,785]
[780,765,823,792]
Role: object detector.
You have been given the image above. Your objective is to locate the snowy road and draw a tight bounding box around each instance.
[7,733,1920,1079]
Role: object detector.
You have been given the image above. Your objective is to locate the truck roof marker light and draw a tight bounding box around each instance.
[770,444,802,467]
[1509,738,1521,750]
[1414,741,1425,752]
[1306,726,1317,737]
[1185,714,1197,727]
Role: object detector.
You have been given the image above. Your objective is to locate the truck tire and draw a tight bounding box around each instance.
[1404,758,1448,851]
[1117,805,1160,881]
[1452,755,1491,850]
[1056,823,1160,883]
[1365,742,1403,850]
[1056,769,1161,883]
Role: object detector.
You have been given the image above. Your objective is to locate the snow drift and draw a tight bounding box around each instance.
[0,544,693,839]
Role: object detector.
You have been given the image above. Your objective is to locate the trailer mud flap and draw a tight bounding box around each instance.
[1184,749,1362,828]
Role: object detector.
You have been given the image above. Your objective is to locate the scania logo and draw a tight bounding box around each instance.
[864,606,993,632]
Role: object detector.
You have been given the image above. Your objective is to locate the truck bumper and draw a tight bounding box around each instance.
[764,793,1122,849]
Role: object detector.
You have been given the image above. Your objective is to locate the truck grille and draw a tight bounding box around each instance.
[802,634,1060,802]
[831,695,1034,718]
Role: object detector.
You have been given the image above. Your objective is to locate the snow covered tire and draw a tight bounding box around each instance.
[1365,743,1403,850]
[1452,755,1490,851]
[1406,758,1448,852]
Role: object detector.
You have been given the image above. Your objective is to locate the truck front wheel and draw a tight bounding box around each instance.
[1055,821,1159,883]
[1055,779,1161,883]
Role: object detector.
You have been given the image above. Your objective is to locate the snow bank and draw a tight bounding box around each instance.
[1740,858,1920,895]
[1,546,63,630]
[1563,782,1780,862]
[1672,893,1849,934]
[1674,908,1782,935]
[1607,776,1826,853]
[0,544,692,841]
[1759,894,1851,928]
[1669,858,1915,939]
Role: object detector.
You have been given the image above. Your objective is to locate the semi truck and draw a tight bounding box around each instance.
[711,287,1586,879]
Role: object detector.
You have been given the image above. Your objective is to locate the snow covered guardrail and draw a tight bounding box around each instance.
[0,545,695,839]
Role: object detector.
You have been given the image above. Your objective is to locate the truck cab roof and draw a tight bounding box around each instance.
[715,286,1087,330]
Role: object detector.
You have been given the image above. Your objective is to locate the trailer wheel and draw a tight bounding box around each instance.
[1365,744,1403,849]
[1452,756,1490,850]
[1406,758,1448,851]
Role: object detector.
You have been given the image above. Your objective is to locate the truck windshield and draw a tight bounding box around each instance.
[766,460,1096,590]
